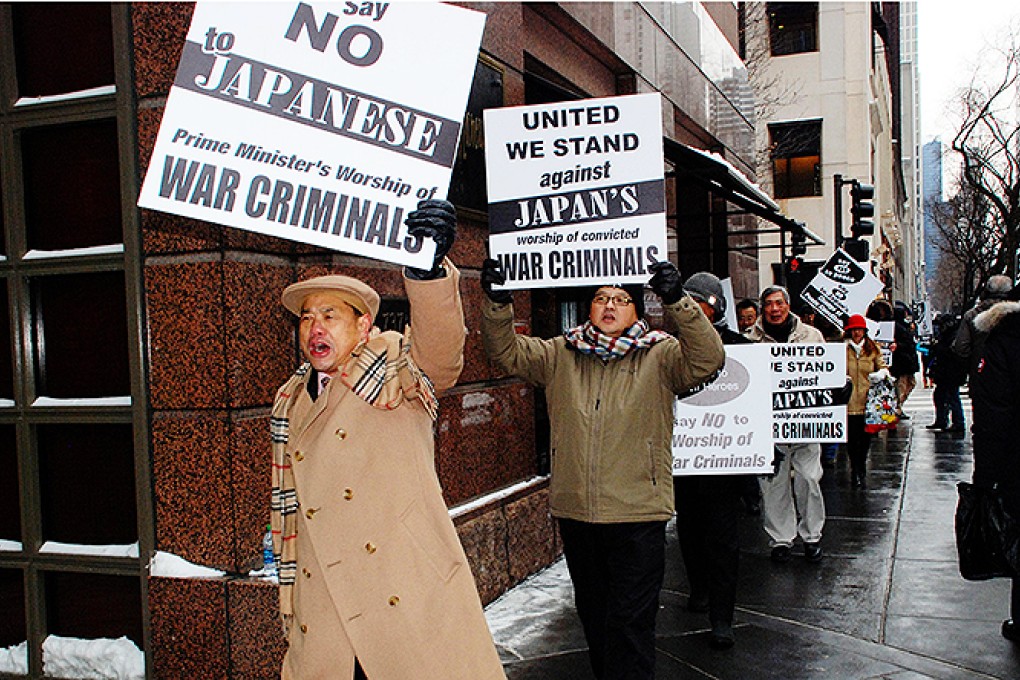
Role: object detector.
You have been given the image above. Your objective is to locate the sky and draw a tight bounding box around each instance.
[918,0,1020,143]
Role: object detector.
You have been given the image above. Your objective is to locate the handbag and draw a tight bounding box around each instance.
[864,377,899,433]
[955,481,1020,580]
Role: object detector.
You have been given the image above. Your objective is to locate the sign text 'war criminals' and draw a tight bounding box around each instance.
[485,94,667,289]
[139,2,485,268]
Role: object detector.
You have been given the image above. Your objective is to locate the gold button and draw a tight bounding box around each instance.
[294,451,304,462]
[305,508,318,519]
[302,568,312,578]
[300,624,308,634]
[343,488,354,500]
[365,542,377,554]
[388,595,400,607]
[335,428,347,440]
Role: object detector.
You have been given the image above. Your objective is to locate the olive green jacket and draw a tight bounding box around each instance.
[481,296,724,523]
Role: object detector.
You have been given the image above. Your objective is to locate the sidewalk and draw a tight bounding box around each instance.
[485,386,1020,679]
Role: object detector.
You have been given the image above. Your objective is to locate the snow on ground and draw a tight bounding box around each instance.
[0,636,143,679]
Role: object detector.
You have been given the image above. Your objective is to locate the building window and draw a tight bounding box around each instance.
[1,4,149,675]
[769,120,822,198]
[768,2,818,56]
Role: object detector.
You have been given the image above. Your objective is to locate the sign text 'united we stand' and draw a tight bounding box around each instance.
[484,93,668,290]
[138,2,486,269]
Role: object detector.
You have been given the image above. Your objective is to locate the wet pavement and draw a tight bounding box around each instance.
[485,386,1020,679]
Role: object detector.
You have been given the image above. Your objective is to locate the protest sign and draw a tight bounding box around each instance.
[720,278,739,332]
[138,1,485,268]
[483,93,667,290]
[769,343,847,443]
[800,248,884,329]
[673,345,774,476]
[868,319,895,366]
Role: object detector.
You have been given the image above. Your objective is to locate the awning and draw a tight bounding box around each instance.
[663,138,825,246]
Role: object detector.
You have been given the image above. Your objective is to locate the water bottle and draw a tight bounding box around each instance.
[262,524,277,576]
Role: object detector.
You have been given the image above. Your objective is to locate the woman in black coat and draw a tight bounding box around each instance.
[969,284,1020,641]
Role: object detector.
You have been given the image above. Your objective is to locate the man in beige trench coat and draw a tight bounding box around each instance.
[270,200,506,680]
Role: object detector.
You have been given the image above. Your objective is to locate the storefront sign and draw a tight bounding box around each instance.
[138,1,486,269]
[673,344,775,476]
[483,93,667,290]
[770,343,848,443]
[801,248,884,329]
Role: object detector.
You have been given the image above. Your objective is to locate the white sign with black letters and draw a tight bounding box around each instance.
[138,1,485,268]
[770,343,848,443]
[483,93,667,290]
[801,248,884,330]
[673,344,775,476]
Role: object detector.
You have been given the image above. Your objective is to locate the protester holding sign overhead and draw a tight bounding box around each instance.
[746,285,827,563]
[480,258,724,680]
[270,201,506,680]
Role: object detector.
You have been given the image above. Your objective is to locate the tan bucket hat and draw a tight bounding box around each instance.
[281,275,380,320]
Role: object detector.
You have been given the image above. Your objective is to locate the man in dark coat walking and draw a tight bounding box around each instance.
[969,283,1020,642]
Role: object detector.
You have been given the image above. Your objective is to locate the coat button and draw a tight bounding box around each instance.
[335,428,347,440]
[294,451,305,462]
[365,542,377,554]
[305,508,318,520]
[388,595,400,607]
[343,488,354,500]
[300,624,308,634]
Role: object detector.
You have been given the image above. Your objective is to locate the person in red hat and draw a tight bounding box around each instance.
[843,314,889,487]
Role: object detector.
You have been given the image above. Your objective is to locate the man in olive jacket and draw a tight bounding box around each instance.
[271,201,506,680]
[480,258,725,680]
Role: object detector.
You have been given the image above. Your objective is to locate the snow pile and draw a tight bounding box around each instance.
[148,551,225,579]
[0,641,27,674]
[40,542,139,558]
[42,635,144,680]
[0,636,143,679]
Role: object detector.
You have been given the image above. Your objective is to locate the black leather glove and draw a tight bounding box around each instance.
[405,199,457,280]
[480,258,513,304]
[648,260,684,305]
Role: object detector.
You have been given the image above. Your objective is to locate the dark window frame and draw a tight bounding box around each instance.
[0,4,153,677]
[769,119,823,199]
[768,2,819,56]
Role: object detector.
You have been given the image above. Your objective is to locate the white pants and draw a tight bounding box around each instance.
[759,443,825,546]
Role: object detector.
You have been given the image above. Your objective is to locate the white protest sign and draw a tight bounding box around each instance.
[673,345,774,476]
[483,93,667,289]
[770,343,848,443]
[720,278,739,332]
[138,1,486,268]
[868,319,894,366]
[800,249,884,330]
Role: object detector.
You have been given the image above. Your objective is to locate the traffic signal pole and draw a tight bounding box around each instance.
[834,173,845,247]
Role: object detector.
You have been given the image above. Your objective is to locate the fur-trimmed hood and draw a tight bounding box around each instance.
[974,300,1020,335]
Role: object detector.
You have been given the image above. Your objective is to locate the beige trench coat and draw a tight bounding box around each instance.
[277,264,506,680]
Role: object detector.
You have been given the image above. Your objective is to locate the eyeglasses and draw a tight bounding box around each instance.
[592,294,634,306]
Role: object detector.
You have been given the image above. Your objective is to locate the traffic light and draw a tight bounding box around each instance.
[791,230,807,257]
[850,182,875,237]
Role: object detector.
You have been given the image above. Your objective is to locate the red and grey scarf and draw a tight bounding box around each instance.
[564,319,671,361]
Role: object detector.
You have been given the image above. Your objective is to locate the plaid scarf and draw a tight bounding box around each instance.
[564,319,671,360]
[270,330,437,623]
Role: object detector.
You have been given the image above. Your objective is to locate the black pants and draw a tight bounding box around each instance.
[559,518,666,680]
[673,475,740,625]
[846,415,872,477]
